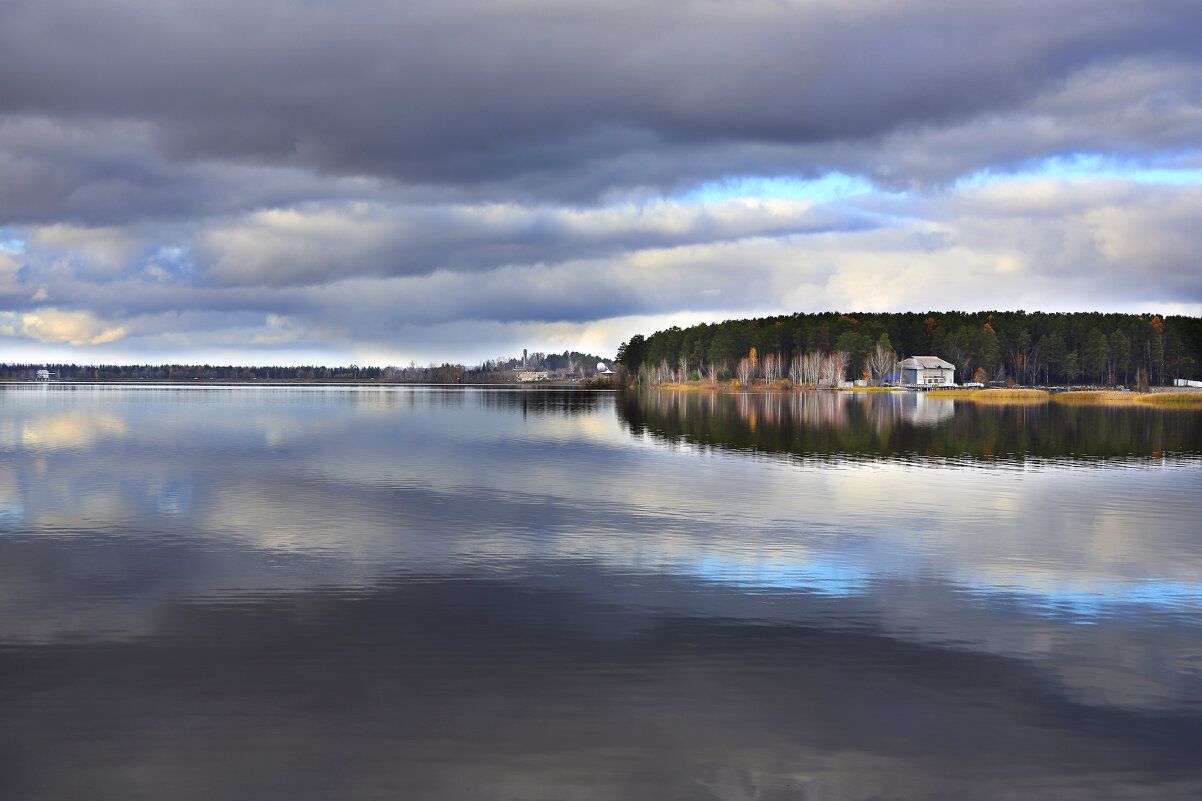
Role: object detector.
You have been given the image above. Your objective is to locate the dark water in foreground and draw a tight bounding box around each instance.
[1,385,1200,800]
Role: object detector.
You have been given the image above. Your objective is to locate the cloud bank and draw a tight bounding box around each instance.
[1,0,1200,363]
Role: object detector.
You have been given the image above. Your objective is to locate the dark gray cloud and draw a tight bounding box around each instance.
[2,0,1201,208]
[0,117,416,226]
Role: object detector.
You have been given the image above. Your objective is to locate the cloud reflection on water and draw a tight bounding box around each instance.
[0,386,1201,798]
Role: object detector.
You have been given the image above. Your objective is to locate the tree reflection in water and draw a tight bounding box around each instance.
[619,389,1202,463]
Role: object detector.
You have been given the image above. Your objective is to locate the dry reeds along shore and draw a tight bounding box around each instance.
[1053,390,1133,405]
[927,388,1049,403]
[1052,391,1202,407]
[1141,392,1202,407]
[927,388,1202,408]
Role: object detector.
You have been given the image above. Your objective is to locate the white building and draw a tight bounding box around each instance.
[36,369,51,381]
[899,356,955,387]
[516,370,550,382]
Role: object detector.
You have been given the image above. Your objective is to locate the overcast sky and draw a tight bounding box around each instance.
[2,0,1201,365]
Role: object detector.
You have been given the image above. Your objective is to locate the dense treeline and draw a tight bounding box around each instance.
[0,363,396,381]
[617,311,1202,386]
[0,348,612,383]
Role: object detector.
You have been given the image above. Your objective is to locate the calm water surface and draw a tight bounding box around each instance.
[1,385,1200,800]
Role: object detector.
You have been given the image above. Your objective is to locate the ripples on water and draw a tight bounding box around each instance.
[1,385,1200,800]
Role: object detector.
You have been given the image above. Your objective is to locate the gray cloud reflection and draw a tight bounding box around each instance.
[2,386,1202,797]
[1,388,1200,704]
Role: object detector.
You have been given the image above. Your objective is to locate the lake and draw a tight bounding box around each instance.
[1,385,1200,800]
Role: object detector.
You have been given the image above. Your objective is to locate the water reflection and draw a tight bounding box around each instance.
[4,570,1200,801]
[475,387,605,416]
[1,385,1200,800]
[620,389,1202,462]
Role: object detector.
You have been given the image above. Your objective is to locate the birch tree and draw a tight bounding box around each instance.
[736,356,756,386]
[762,353,780,382]
[820,351,849,386]
[802,352,823,387]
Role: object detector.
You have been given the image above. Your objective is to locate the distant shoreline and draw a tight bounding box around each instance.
[1,378,609,389]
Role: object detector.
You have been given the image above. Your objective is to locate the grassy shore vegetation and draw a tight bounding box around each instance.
[928,388,1050,403]
[1051,390,1202,408]
[1135,393,1202,408]
[928,388,1202,409]
[1053,390,1134,405]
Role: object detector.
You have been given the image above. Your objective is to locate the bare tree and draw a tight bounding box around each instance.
[679,353,689,383]
[820,351,849,387]
[866,343,898,386]
[663,359,673,384]
[944,332,974,384]
[802,352,823,387]
[706,361,718,384]
[835,351,850,384]
[819,355,835,387]
[736,356,756,386]
[1026,344,1042,385]
[762,353,780,382]
[789,353,803,385]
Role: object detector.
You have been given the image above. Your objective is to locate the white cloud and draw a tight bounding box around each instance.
[1,308,128,346]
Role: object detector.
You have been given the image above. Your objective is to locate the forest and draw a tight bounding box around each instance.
[617,311,1202,387]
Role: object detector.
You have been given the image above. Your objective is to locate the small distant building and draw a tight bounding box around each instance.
[1174,378,1202,388]
[596,361,614,376]
[900,356,955,387]
[516,370,550,382]
[36,369,52,381]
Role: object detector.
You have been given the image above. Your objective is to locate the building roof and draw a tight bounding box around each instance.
[899,356,954,370]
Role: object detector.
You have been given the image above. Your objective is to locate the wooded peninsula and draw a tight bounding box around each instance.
[617,311,1202,388]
